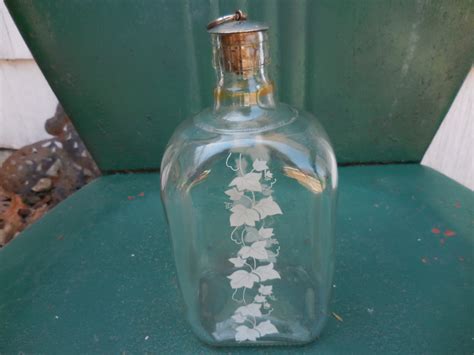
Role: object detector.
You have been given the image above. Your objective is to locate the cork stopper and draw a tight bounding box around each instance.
[207,11,269,74]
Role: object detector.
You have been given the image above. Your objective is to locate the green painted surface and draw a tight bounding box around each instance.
[5,0,474,171]
[1,165,472,353]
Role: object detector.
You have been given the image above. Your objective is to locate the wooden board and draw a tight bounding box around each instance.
[0,1,31,59]
[422,67,474,190]
[0,60,57,148]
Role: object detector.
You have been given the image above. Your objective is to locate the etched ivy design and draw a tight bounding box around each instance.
[224,152,282,342]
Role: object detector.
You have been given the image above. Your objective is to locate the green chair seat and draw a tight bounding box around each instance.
[1,165,472,353]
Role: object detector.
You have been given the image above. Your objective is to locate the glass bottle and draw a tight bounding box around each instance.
[161,11,338,346]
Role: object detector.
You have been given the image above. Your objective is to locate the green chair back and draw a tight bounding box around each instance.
[6,0,474,172]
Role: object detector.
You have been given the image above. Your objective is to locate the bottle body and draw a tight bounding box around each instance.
[161,104,337,345]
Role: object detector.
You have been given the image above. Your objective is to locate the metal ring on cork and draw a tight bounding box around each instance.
[207,10,248,30]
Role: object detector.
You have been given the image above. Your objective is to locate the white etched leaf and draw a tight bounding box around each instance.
[235,303,262,317]
[262,187,273,196]
[230,204,260,227]
[229,257,246,268]
[253,159,268,172]
[227,270,259,289]
[265,238,279,247]
[235,156,248,172]
[232,313,247,324]
[235,325,260,342]
[244,227,260,243]
[255,320,278,337]
[230,172,262,192]
[225,188,244,201]
[226,155,282,338]
[254,197,283,219]
[258,285,273,296]
[238,241,268,260]
[258,227,274,239]
[254,295,266,303]
[267,250,277,263]
[254,263,281,282]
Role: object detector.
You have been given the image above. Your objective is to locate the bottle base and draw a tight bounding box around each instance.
[194,331,322,348]
[189,314,328,347]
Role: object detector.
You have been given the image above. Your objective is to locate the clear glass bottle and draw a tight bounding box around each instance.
[161,11,338,346]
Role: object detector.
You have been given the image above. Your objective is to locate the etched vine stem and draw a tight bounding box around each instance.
[224,152,283,342]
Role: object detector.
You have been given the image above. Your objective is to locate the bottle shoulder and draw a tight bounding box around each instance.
[193,103,298,134]
[167,103,332,147]
[161,104,337,192]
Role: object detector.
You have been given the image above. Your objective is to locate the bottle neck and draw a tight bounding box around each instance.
[214,66,275,110]
[211,31,276,112]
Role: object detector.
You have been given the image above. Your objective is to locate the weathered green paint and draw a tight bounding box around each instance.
[1,165,472,353]
[5,0,474,171]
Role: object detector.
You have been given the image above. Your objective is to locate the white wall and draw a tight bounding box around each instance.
[0,1,57,149]
[422,67,474,190]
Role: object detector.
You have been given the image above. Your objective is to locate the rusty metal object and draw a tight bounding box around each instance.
[0,104,100,246]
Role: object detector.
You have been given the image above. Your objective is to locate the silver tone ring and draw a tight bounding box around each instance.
[207,10,247,30]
